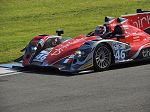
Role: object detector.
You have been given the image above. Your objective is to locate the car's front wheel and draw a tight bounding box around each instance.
[93,43,112,71]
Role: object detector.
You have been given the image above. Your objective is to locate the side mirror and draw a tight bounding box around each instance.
[56,30,64,36]
[115,34,125,41]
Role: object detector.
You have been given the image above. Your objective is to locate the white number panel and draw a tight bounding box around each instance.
[33,51,49,62]
[113,42,126,62]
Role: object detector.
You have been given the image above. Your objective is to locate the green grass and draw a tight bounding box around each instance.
[0,0,150,63]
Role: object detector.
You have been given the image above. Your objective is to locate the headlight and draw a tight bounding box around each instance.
[76,50,81,57]
[76,50,85,58]
[75,47,92,61]
[31,47,37,51]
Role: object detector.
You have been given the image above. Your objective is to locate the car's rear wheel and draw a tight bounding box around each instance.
[93,43,112,71]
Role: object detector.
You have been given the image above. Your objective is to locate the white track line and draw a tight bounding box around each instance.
[0,67,17,73]
[0,63,23,77]
[0,67,21,77]
[0,72,21,77]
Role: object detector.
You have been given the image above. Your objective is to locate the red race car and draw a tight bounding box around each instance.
[16,9,150,73]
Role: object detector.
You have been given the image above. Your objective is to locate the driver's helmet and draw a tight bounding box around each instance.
[94,25,106,36]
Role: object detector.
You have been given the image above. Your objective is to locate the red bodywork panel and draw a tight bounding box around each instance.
[44,35,98,64]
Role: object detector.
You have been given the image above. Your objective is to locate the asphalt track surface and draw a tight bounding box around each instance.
[0,60,150,112]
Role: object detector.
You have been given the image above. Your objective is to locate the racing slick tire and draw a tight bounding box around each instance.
[93,43,112,71]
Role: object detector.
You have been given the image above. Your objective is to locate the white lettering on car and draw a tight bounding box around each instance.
[51,38,85,56]
[133,16,150,28]
[142,49,150,57]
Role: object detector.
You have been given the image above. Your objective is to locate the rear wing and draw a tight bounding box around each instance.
[121,9,150,34]
[137,9,150,13]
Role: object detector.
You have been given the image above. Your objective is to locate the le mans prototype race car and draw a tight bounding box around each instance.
[16,9,150,73]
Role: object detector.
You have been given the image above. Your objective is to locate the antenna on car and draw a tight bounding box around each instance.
[56,30,64,36]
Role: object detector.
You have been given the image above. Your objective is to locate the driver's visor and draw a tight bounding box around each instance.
[94,30,104,35]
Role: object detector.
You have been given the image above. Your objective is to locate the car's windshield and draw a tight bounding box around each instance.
[94,25,106,35]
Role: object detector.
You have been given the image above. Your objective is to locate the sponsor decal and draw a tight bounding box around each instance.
[132,16,150,28]
[133,36,140,42]
[81,63,93,70]
[131,43,150,59]
[113,42,126,62]
[61,58,72,64]
[51,38,85,56]
[142,49,150,57]
[61,55,74,64]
